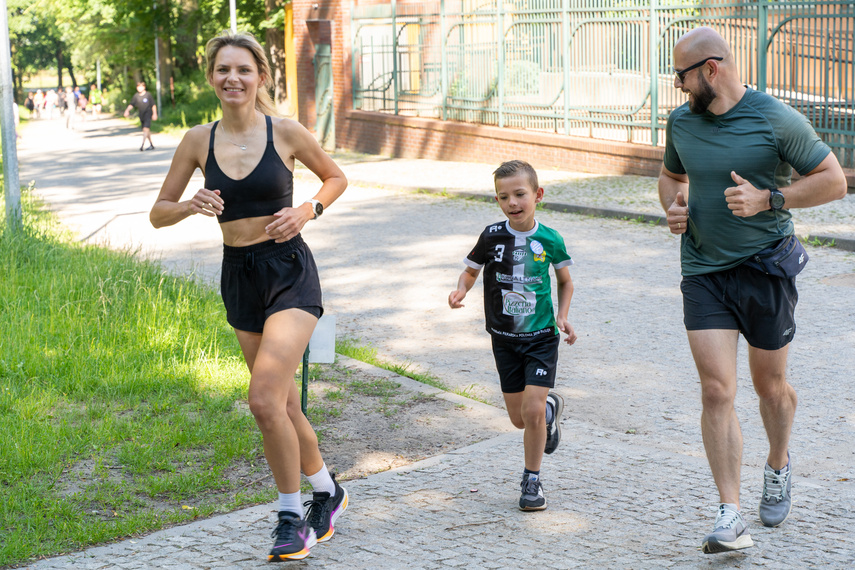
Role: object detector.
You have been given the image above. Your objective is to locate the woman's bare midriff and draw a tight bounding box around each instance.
[220,215,278,247]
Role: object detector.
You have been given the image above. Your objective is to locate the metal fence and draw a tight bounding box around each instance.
[351,0,855,167]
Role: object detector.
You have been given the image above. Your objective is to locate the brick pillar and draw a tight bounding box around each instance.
[292,0,352,148]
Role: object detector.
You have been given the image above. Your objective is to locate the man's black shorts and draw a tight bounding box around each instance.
[490,333,559,393]
[221,236,323,333]
[139,111,152,129]
[681,263,797,350]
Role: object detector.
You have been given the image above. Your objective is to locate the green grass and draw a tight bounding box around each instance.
[334,338,493,405]
[802,235,837,247]
[335,337,447,391]
[0,190,273,567]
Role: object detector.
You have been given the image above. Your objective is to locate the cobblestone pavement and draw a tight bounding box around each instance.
[15,117,855,568]
[22,421,855,569]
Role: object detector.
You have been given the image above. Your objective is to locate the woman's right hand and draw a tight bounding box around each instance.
[187,188,224,217]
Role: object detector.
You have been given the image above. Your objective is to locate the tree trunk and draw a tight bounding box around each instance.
[155,0,173,104]
[156,34,173,102]
[67,63,77,88]
[173,0,200,76]
[56,47,64,89]
[265,0,288,109]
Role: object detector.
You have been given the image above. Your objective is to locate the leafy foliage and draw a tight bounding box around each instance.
[10,0,272,101]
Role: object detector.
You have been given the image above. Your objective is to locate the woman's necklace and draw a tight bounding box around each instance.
[220,112,258,151]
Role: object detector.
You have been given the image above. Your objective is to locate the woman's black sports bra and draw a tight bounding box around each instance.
[204,115,293,224]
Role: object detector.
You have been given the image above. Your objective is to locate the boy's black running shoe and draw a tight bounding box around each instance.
[519,473,547,511]
[544,392,564,455]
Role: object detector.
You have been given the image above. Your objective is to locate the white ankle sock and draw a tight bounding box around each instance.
[306,464,335,495]
[278,491,302,516]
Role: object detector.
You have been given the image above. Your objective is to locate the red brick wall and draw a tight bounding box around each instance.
[344,110,665,177]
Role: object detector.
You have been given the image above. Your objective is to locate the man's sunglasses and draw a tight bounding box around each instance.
[675,56,723,83]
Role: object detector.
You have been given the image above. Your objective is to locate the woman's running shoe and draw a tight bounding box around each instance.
[304,473,349,543]
[268,511,317,561]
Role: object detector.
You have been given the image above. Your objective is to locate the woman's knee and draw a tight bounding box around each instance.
[248,394,285,431]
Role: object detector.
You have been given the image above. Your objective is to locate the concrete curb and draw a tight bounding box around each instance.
[338,181,855,253]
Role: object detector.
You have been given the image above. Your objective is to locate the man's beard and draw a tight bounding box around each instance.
[688,73,716,114]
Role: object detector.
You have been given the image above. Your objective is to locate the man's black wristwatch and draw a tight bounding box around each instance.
[769,188,785,211]
[305,199,324,219]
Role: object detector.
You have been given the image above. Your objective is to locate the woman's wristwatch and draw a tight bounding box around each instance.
[305,199,324,219]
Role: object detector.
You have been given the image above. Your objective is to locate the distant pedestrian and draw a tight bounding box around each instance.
[123,81,157,151]
[33,89,44,118]
[24,91,36,116]
[449,159,577,512]
[64,86,77,129]
[659,26,848,554]
[44,89,57,119]
[57,89,66,116]
[76,91,88,125]
[148,30,348,562]
[88,84,103,119]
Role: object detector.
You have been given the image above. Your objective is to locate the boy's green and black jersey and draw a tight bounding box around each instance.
[465,220,573,342]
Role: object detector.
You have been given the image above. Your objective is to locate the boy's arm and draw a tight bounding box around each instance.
[554,266,577,345]
[448,266,480,309]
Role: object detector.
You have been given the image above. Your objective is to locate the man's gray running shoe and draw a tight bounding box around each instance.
[702,504,754,554]
[759,454,792,527]
[544,392,564,455]
[519,473,547,511]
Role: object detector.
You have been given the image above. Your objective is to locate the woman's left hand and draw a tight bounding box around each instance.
[265,204,313,243]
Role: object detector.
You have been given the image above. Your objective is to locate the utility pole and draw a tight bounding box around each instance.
[153,2,163,113]
[230,0,237,33]
[0,0,21,233]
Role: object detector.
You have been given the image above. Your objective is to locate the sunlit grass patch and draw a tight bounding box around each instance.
[0,188,271,566]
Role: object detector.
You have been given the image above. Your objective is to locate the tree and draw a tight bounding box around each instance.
[7,0,69,97]
[263,0,288,109]
[9,0,276,101]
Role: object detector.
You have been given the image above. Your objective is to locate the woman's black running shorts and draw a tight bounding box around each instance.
[221,236,323,333]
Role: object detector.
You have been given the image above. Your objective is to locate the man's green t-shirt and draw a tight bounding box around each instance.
[664,88,830,276]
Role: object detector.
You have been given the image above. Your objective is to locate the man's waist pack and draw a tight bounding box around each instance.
[743,234,809,279]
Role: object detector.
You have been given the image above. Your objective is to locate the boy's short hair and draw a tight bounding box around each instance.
[493,160,539,193]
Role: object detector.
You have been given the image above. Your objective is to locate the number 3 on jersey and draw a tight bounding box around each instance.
[493,244,505,262]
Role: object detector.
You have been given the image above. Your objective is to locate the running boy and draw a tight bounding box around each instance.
[448,159,576,511]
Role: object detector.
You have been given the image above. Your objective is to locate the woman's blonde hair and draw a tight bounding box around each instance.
[205,30,278,117]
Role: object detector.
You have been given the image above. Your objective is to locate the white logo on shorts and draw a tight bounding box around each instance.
[783,327,793,337]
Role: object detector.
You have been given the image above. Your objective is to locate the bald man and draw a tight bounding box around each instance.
[658,27,847,554]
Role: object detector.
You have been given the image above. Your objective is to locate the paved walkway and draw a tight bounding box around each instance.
[14,116,855,568]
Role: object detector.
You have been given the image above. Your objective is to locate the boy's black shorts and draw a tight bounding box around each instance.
[221,236,323,334]
[681,263,797,350]
[491,333,559,393]
[139,111,152,129]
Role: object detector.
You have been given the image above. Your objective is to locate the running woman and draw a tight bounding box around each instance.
[149,30,348,561]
